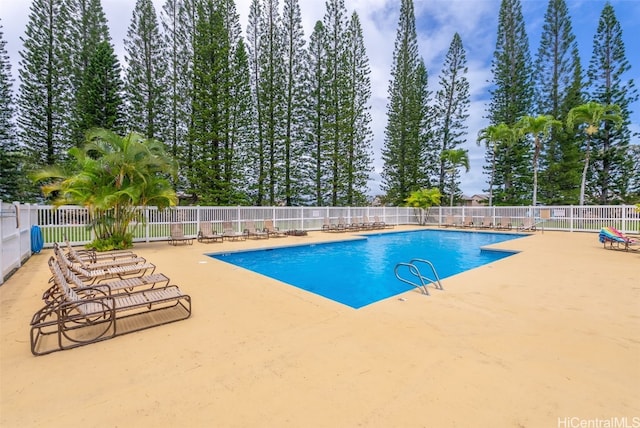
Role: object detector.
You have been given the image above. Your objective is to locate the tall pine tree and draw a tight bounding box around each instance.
[322,0,350,206]
[533,0,583,204]
[257,0,285,205]
[381,0,431,206]
[586,2,638,204]
[0,22,25,201]
[281,0,308,206]
[305,20,330,206]
[75,40,124,134]
[434,32,470,203]
[487,0,533,205]
[17,0,73,173]
[343,11,373,205]
[162,0,200,195]
[66,0,111,145]
[124,0,168,141]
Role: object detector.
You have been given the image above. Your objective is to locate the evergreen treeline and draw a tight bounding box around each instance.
[0,0,637,206]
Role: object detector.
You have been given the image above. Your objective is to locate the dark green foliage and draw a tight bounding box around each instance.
[487,0,534,205]
[75,41,124,135]
[586,3,638,204]
[281,0,309,206]
[17,0,73,171]
[124,0,168,141]
[434,32,470,201]
[66,0,111,146]
[342,12,373,206]
[0,22,27,201]
[160,0,198,194]
[305,20,329,206]
[382,0,431,206]
[257,0,285,206]
[533,0,583,204]
[187,0,245,205]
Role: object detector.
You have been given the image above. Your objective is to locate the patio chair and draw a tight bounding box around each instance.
[361,215,376,230]
[441,215,455,228]
[373,216,394,229]
[519,218,537,231]
[338,217,359,232]
[263,219,286,238]
[477,217,493,229]
[64,237,138,264]
[30,257,191,356]
[243,220,269,239]
[62,241,147,266]
[322,217,343,232]
[55,243,148,271]
[462,216,474,228]
[495,217,512,230]
[169,223,194,246]
[44,252,170,303]
[599,227,638,251]
[222,221,246,241]
[53,244,156,284]
[197,222,223,243]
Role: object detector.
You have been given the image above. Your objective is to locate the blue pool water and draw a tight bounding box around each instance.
[209,230,525,309]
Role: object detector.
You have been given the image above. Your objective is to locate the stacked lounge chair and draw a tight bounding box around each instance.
[30,243,192,356]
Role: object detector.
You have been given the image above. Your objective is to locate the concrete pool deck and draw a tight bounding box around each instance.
[1,227,638,427]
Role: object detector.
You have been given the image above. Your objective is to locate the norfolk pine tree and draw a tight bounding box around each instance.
[343,12,373,206]
[0,22,26,201]
[17,0,73,176]
[586,3,638,204]
[65,0,111,145]
[382,0,431,206]
[124,0,168,141]
[306,21,330,206]
[281,0,309,206]
[245,0,265,204]
[257,0,285,205]
[533,0,583,204]
[322,0,350,206]
[434,32,470,199]
[75,40,124,134]
[161,0,200,194]
[487,0,533,205]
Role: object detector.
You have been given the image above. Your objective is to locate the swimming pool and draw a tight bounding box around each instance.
[209,230,525,308]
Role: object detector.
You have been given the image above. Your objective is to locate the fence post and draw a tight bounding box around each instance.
[570,205,574,232]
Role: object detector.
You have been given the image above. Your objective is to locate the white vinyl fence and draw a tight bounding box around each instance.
[1,202,638,284]
[0,201,37,285]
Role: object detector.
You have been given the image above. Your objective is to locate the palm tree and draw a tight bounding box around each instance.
[516,115,561,206]
[405,188,442,225]
[476,123,514,206]
[567,102,622,205]
[32,128,178,249]
[440,148,470,207]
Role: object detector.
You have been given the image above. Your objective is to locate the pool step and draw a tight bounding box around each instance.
[394,259,443,296]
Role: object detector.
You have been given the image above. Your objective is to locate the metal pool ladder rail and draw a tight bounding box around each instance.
[394,259,443,296]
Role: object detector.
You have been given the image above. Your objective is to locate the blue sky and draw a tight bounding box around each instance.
[1,0,638,196]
